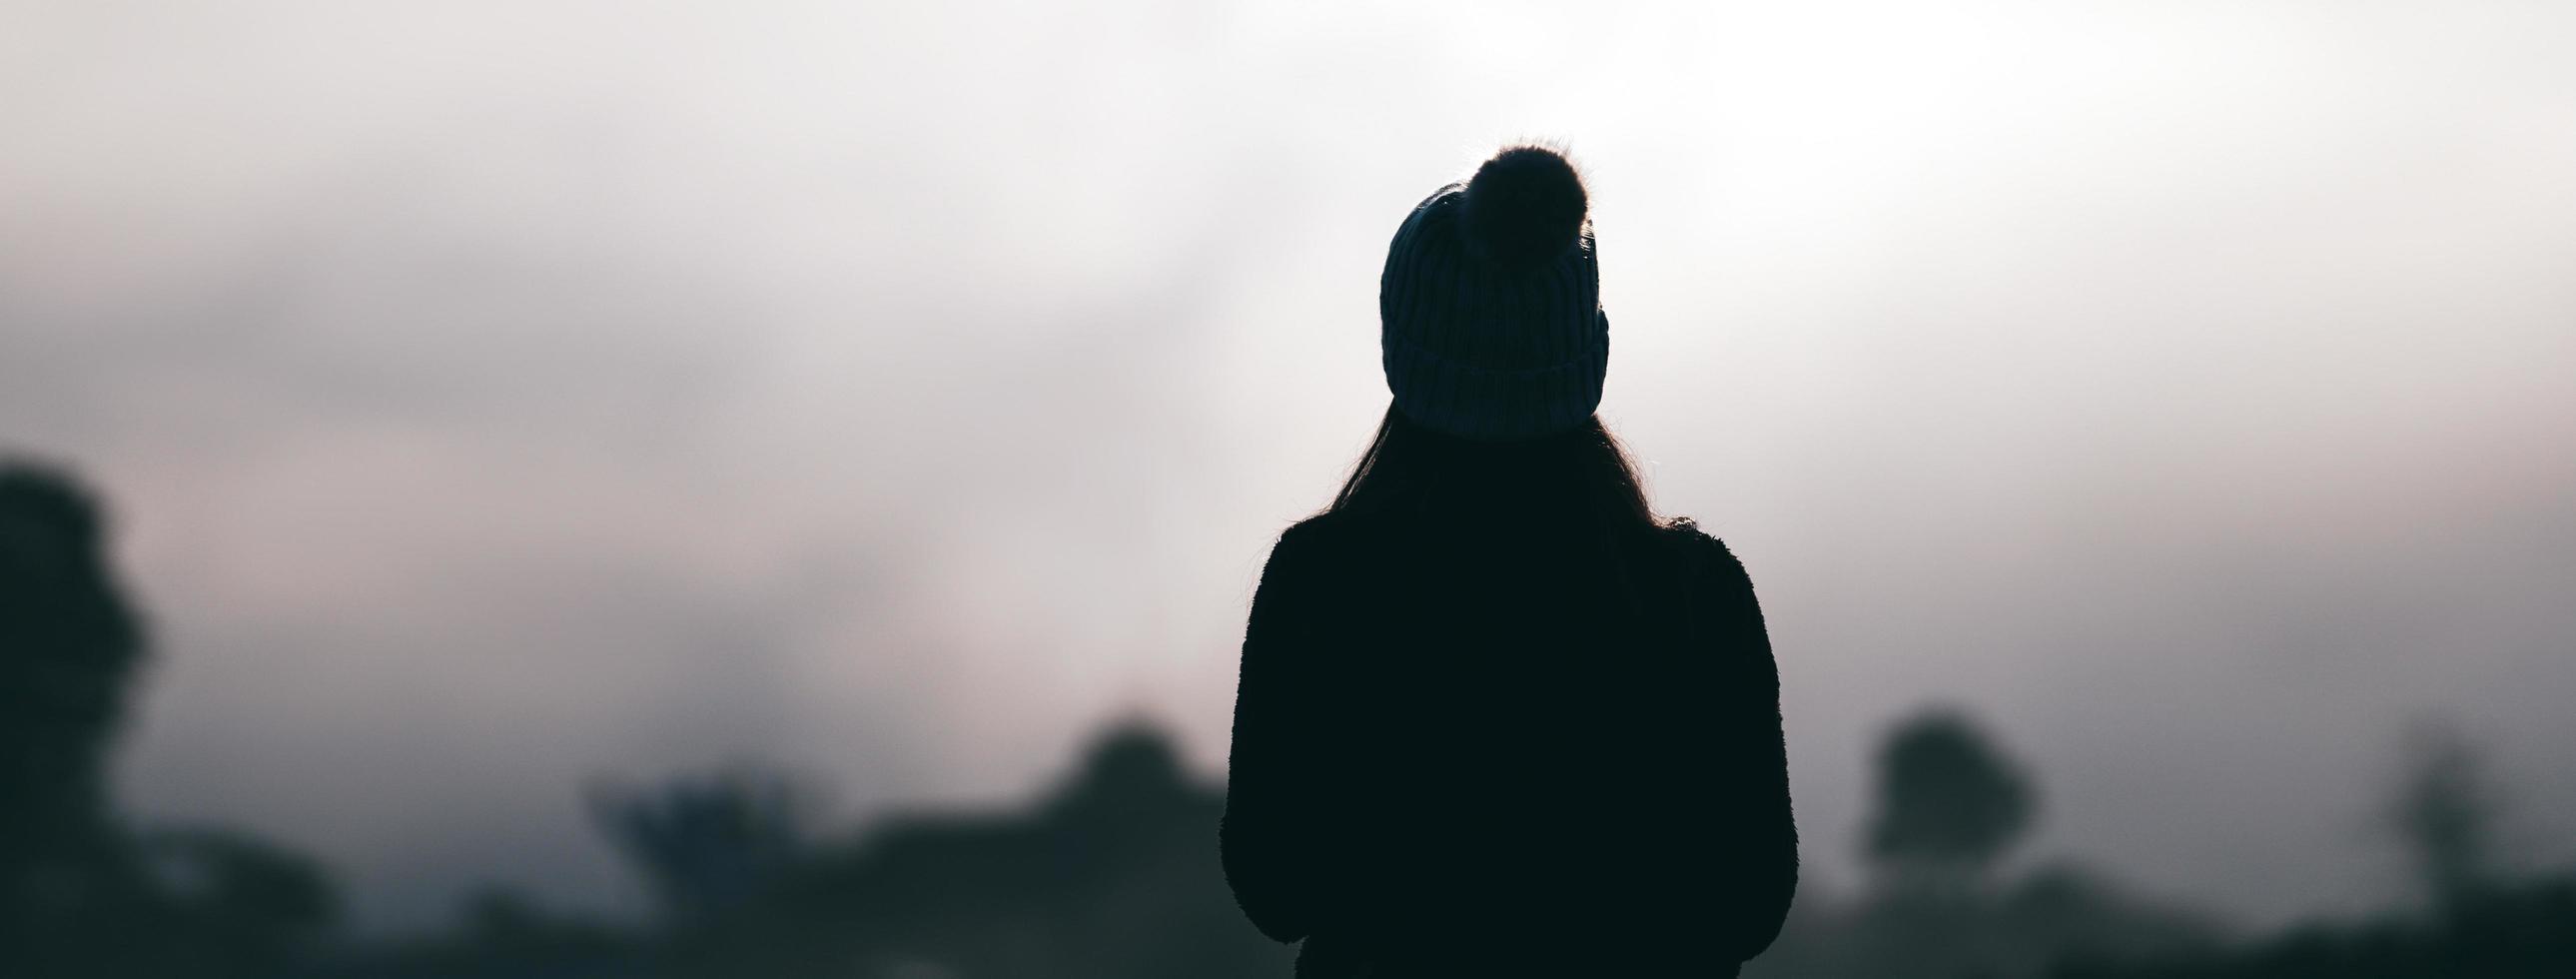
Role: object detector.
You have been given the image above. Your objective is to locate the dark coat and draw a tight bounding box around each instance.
[1220,507,1797,978]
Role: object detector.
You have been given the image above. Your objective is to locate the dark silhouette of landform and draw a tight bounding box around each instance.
[4,458,2572,977]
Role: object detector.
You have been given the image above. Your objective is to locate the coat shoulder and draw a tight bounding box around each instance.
[1654,517,1762,602]
[1254,511,1362,601]
[1267,511,1343,564]
[1269,508,1381,566]
[1655,516,1741,565]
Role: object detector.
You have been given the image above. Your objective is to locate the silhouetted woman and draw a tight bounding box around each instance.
[1222,147,1797,978]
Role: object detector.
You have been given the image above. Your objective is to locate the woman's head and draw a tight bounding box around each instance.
[1377,145,1608,443]
[1342,145,1656,530]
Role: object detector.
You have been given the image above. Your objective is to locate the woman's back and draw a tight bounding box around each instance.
[1225,507,1794,975]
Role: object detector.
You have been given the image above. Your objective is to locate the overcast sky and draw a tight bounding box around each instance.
[5,0,2574,933]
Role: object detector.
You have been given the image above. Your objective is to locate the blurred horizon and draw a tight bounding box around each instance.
[6,0,2575,938]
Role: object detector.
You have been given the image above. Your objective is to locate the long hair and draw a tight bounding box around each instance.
[1326,404,1666,536]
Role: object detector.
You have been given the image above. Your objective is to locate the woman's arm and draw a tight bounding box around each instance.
[1695,534,1800,964]
[1220,522,1329,944]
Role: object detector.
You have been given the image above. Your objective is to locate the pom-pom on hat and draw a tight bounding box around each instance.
[1379,145,1606,441]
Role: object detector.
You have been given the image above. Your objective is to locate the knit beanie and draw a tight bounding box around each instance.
[1379,146,1606,442]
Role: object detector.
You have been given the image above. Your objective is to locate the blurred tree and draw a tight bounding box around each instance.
[1864,709,2037,894]
[0,461,344,978]
[0,463,147,952]
[1043,720,1196,839]
[627,721,1287,979]
[589,767,815,922]
[2046,875,2576,979]
[134,827,341,974]
[2388,719,2500,910]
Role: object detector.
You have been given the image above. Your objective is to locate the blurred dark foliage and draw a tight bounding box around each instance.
[1865,708,2039,895]
[2049,880,2576,979]
[6,458,2575,978]
[589,768,816,923]
[1747,713,2223,979]
[2388,719,2502,910]
[1,464,146,937]
[1749,861,2230,979]
[2045,718,2571,979]
[1,463,339,978]
[324,723,1290,978]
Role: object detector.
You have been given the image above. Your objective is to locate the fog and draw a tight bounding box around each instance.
[4,0,2573,932]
